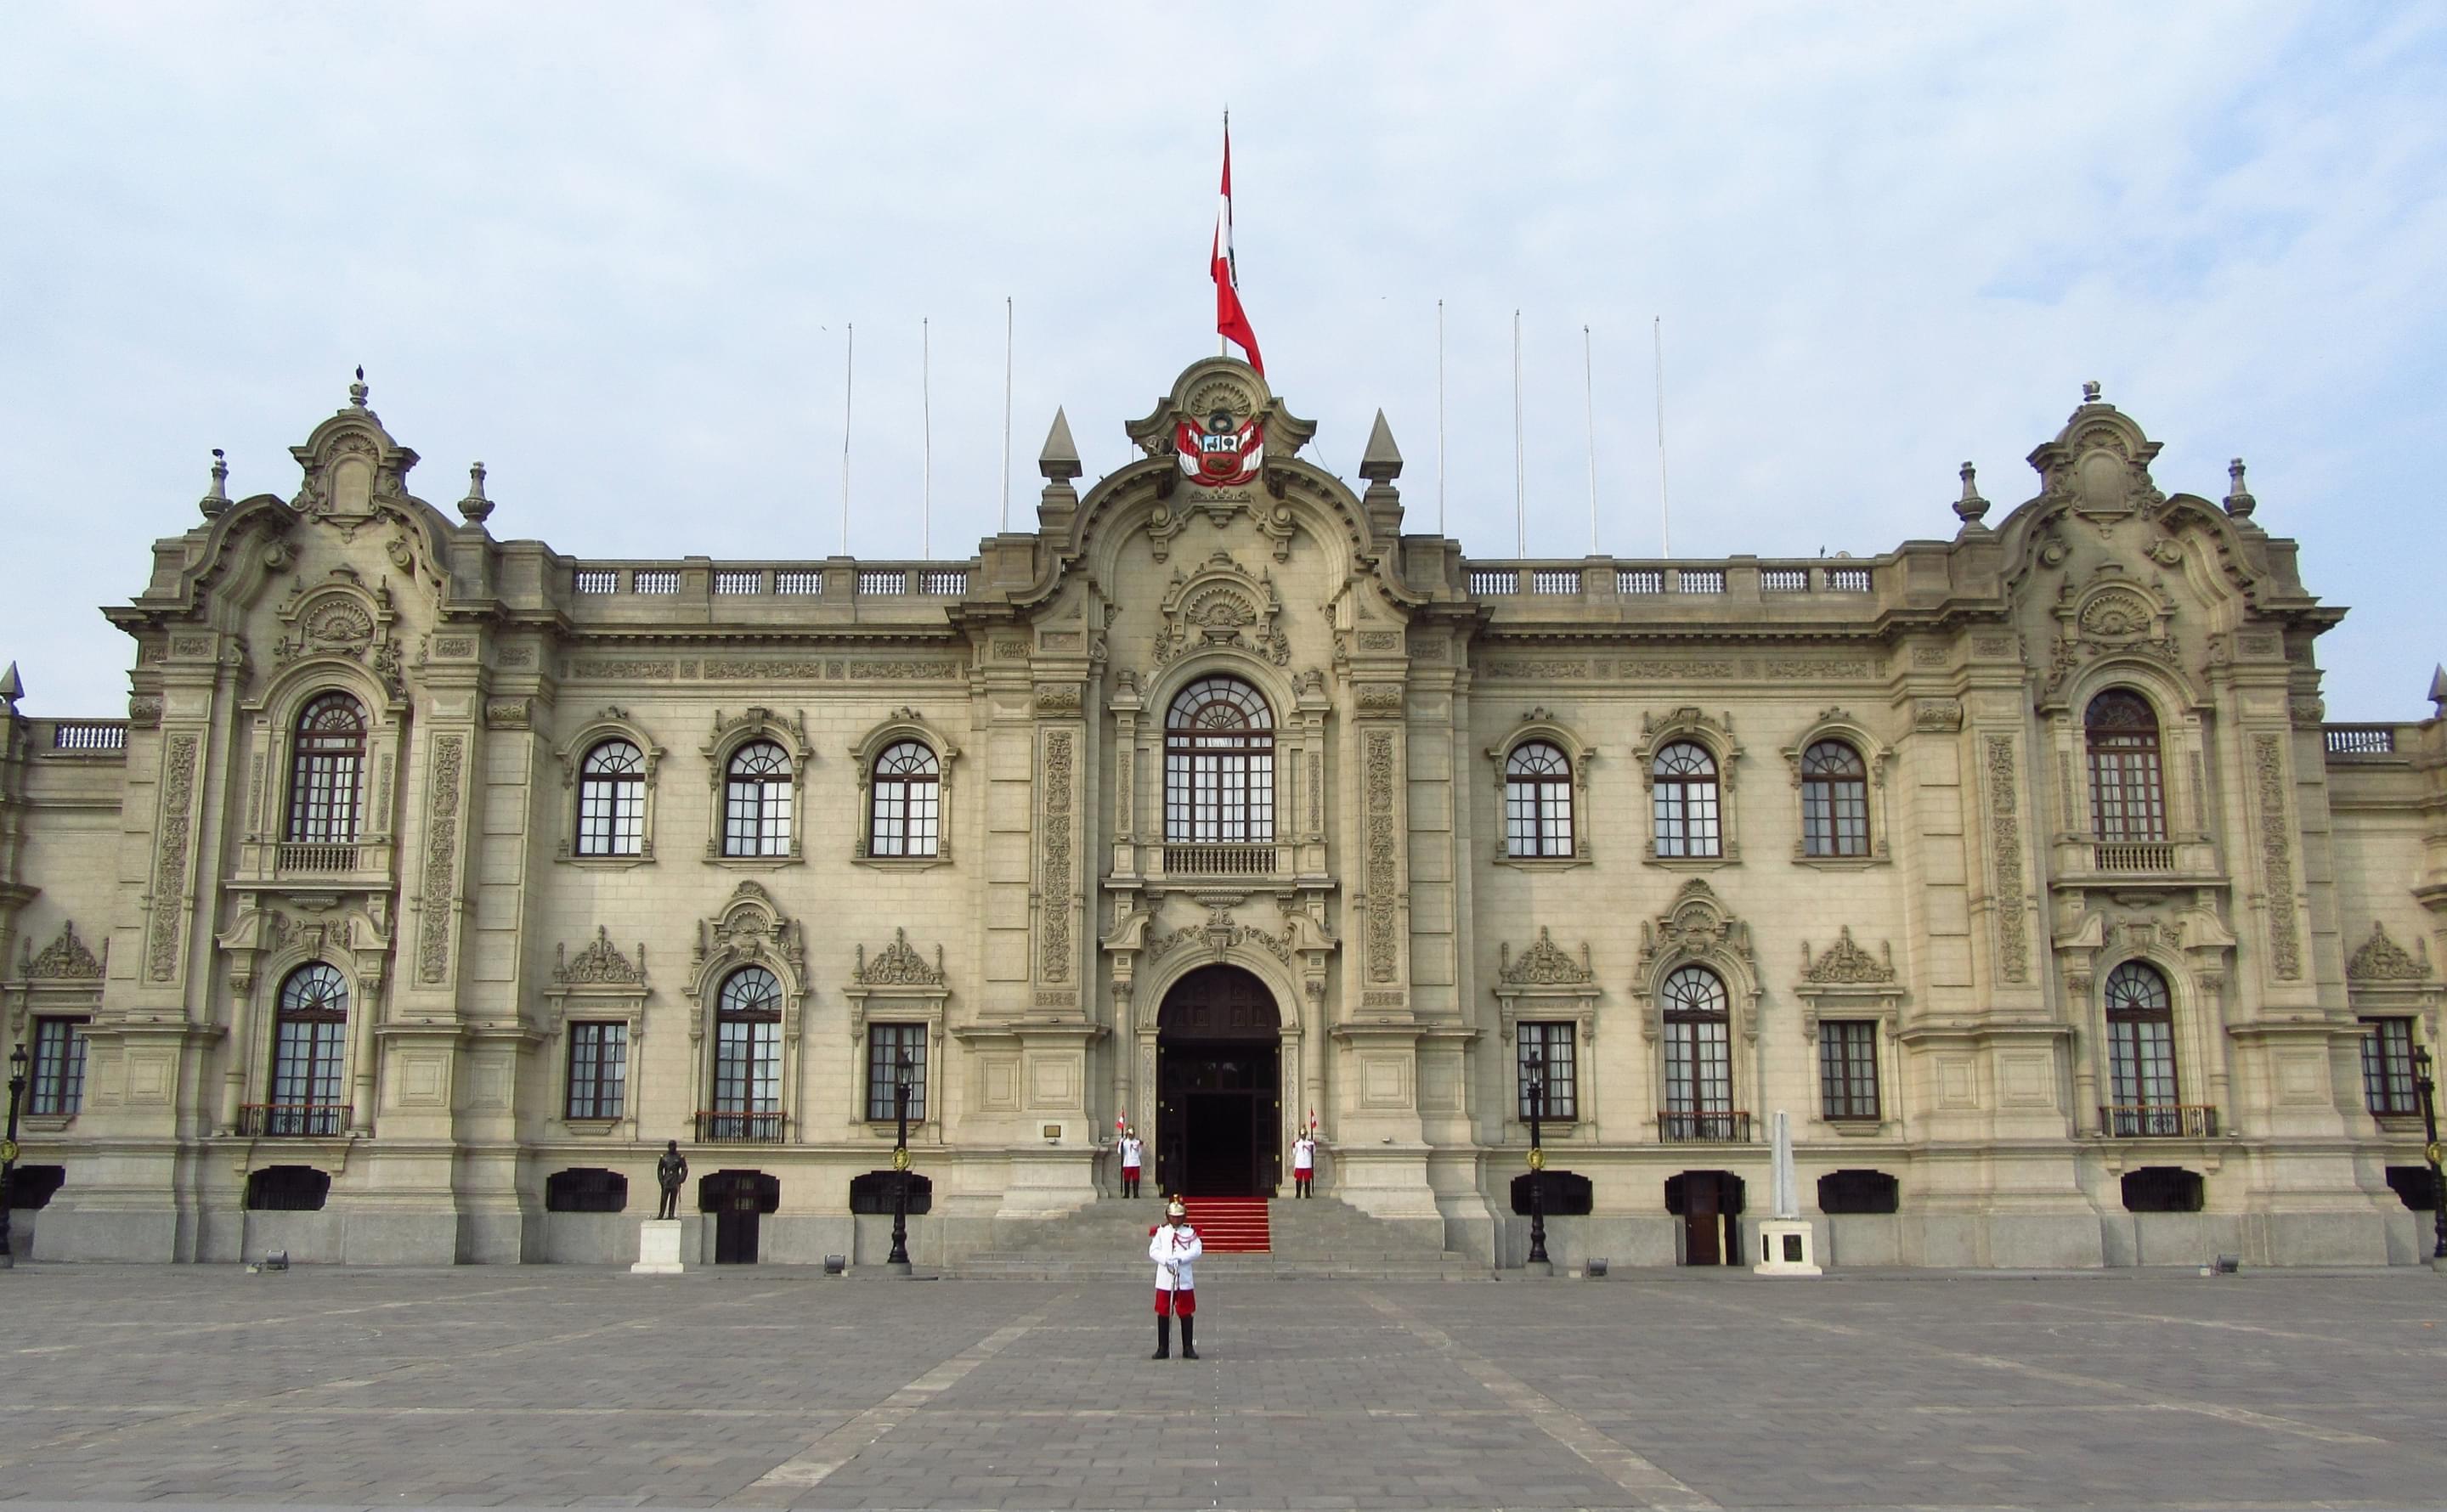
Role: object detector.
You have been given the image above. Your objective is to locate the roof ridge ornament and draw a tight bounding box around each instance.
[348,364,370,409]
[458,461,494,526]
[1952,461,1989,531]
[2222,457,2257,519]
[199,448,230,518]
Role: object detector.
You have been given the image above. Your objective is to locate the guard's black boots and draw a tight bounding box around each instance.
[1152,1316,1171,1359]
[1179,1318,1198,1359]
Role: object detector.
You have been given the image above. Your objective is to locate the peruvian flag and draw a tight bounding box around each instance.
[1213,121,1264,375]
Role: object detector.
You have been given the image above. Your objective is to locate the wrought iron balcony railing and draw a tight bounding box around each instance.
[695,1109,787,1143]
[242,1103,351,1137]
[1659,1109,1752,1143]
[2099,1103,2219,1138]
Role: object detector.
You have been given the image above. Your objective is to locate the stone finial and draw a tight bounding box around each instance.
[1359,409,1403,484]
[198,447,230,518]
[1037,407,1082,483]
[348,364,369,409]
[2082,380,2103,405]
[458,461,494,526]
[2429,663,2446,717]
[2223,457,2257,519]
[1953,461,1990,530]
[0,661,21,708]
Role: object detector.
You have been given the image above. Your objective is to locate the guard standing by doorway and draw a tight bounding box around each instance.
[1148,1198,1202,1360]
[1289,1123,1318,1198]
[1118,1125,1144,1199]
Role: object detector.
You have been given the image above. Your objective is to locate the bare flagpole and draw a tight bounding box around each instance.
[1583,324,1597,556]
[1436,299,1447,534]
[921,316,933,559]
[1000,296,1014,533]
[842,323,855,556]
[1512,308,1525,556]
[1653,314,1670,559]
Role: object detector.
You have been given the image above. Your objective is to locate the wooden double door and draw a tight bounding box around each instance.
[1155,965,1283,1198]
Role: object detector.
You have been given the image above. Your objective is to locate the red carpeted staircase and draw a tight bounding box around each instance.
[1183,1196,1271,1253]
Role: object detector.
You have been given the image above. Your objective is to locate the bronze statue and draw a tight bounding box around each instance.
[655,1139,687,1221]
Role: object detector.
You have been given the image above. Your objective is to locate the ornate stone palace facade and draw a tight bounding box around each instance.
[3,358,2443,1269]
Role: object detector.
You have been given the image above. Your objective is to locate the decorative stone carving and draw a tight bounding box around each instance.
[1500,928,1593,985]
[1152,552,1290,667]
[1364,729,1398,983]
[416,734,466,984]
[1913,698,1964,732]
[856,928,946,987]
[147,733,198,981]
[1801,927,1895,984]
[694,882,805,976]
[2254,734,2301,979]
[1985,736,2029,983]
[1354,684,1404,714]
[1041,728,1074,982]
[20,920,104,980]
[555,927,646,986]
[2347,922,2432,983]
[1637,879,1755,976]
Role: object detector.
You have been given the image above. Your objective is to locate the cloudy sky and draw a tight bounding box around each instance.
[3,4,2440,717]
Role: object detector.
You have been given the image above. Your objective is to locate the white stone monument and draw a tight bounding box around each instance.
[631,1218,687,1275]
[1752,1109,1822,1276]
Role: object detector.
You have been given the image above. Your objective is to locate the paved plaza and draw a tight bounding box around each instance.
[6,1265,2447,1511]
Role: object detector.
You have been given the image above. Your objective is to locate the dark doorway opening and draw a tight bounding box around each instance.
[699,1169,780,1264]
[1156,965,1282,1197]
[1664,1170,1745,1266]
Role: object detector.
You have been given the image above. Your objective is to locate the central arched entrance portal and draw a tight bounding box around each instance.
[1156,964,1282,1197]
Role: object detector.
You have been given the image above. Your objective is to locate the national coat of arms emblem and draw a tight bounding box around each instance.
[1173,406,1264,489]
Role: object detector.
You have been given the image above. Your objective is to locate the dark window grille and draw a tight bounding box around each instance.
[1516,1023,1577,1120]
[714,967,783,1121]
[267,963,348,1136]
[1818,1019,1880,1120]
[6,1165,66,1210]
[246,1165,331,1211]
[850,1171,934,1213]
[1164,677,1274,843]
[2087,689,2167,842]
[29,1016,88,1115]
[1504,742,1574,857]
[2121,1165,2204,1213]
[566,1022,628,1120]
[1662,965,1732,1114]
[2104,960,2179,1117]
[866,1024,929,1121]
[544,1167,629,1213]
[1800,740,1870,857]
[1652,741,1721,857]
[723,741,794,855]
[868,741,941,857]
[2362,1017,2419,1116]
[575,739,645,856]
[1817,1169,1899,1214]
[286,692,365,844]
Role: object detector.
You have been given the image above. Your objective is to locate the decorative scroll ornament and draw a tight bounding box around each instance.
[856,928,946,987]
[2347,922,2433,983]
[1500,928,1594,986]
[555,926,645,986]
[1152,552,1291,667]
[20,920,104,979]
[1800,927,1896,984]
[1637,879,1755,974]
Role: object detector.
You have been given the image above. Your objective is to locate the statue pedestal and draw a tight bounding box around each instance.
[631,1218,687,1275]
[1751,1218,1822,1276]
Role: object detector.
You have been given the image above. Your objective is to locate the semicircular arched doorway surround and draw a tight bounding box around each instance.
[1156,964,1283,1197]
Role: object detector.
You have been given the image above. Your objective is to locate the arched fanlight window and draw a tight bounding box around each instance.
[722,741,794,857]
[576,740,645,856]
[1651,741,1721,858]
[708,966,783,1139]
[1800,740,1869,857]
[268,962,349,1136]
[868,740,941,857]
[1164,677,1274,843]
[2087,690,2167,843]
[286,692,367,844]
[1504,741,1574,857]
[2103,960,2179,1136]
[1660,965,1734,1135]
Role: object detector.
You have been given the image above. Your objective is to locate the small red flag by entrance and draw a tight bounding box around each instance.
[1213,121,1264,375]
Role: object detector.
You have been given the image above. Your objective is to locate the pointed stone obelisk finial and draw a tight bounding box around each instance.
[1038,408,1082,483]
[0,661,22,711]
[1359,410,1403,484]
[2430,663,2446,719]
[458,461,494,526]
[348,364,370,409]
[1953,461,1990,531]
[198,448,230,518]
[2223,457,2257,519]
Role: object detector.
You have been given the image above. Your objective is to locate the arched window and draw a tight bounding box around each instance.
[1660,965,1735,1138]
[868,741,941,857]
[1165,677,1274,843]
[722,741,794,857]
[1504,742,1574,857]
[268,962,349,1136]
[2103,961,2180,1136]
[2087,690,2167,843]
[575,740,646,857]
[1652,742,1721,858]
[707,966,783,1140]
[286,692,366,844]
[1800,740,1869,857]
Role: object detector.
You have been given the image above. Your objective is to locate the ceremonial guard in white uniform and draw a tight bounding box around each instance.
[1118,1126,1144,1199]
[1289,1131,1318,1198]
[1148,1198,1202,1359]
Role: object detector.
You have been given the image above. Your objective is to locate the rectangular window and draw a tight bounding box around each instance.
[566,1022,629,1120]
[2089,748,2167,842]
[1664,1018,1732,1114]
[29,1016,88,1116]
[1818,1020,1880,1120]
[2363,1017,2419,1117]
[1802,783,1870,857]
[867,1024,929,1121]
[1516,1023,1577,1120]
[714,1018,782,1113]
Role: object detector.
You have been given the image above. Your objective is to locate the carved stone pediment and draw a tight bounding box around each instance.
[1800,927,1895,984]
[268,567,406,697]
[1153,552,1290,667]
[1637,879,1753,975]
[556,927,646,986]
[1500,928,1594,986]
[855,928,946,987]
[2348,922,2433,983]
[19,920,104,980]
[693,881,804,976]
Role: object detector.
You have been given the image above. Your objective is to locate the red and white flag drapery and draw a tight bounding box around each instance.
[1213,121,1264,375]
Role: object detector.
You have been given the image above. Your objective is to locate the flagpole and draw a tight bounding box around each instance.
[1653,315,1670,559]
[842,323,854,557]
[1583,324,1597,556]
[921,316,932,560]
[1001,296,1014,533]
[1512,309,1525,557]
[1436,299,1447,535]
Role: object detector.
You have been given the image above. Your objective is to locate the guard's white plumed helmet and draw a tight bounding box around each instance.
[1167,1199,1188,1220]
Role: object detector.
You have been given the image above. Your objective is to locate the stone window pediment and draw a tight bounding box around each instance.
[555,708,665,863]
[1792,927,1907,1041]
[1485,709,1594,867]
[1636,707,1742,866]
[703,707,812,865]
[1153,552,1290,669]
[1492,927,1601,1044]
[1636,879,1761,1043]
[850,708,961,865]
[1780,709,1891,866]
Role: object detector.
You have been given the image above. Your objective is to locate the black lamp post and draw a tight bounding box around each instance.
[1523,1048,1550,1272]
[2416,1046,2446,1262]
[0,1040,28,1271]
[887,1049,914,1272]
